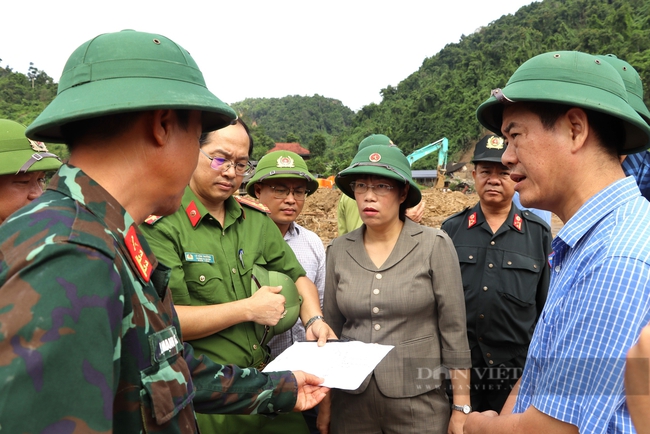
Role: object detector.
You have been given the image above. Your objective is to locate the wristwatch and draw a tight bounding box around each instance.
[451,404,472,414]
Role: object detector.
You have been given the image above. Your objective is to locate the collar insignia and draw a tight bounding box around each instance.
[125,225,152,282]
[185,201,201,227]
[485,136,504,150]
[277,155,295,168]
[468,212,477,228]
[513,213,523,231]
[369,152,382,162]
[28,139,48,152]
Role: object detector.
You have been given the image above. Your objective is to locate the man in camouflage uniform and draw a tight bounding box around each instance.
[0,30,328,434]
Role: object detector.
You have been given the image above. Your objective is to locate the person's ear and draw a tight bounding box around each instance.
[150,109,177,148]
[254,183,262,199]
[564,108,589,153]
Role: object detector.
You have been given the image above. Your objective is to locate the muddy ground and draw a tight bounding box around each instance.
[296,187,562,246]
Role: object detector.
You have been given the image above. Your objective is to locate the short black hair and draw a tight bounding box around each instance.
[199,118,254,158]
[519,102,624,155]
[62,109,192,152]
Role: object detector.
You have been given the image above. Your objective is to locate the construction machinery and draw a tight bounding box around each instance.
[406,137,449,189]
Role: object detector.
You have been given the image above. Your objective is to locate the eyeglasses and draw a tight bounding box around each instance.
[263,184,309,200]
[349,181,395,196]
[200,148,254,176]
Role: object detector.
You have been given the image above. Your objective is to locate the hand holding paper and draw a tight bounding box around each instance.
[263,341,394,390]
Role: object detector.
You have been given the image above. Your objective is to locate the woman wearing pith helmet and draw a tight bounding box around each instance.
[321,144,471,434]
[0,119,61,224]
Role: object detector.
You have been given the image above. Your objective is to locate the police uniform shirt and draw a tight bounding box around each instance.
[441,202,551,366]
[141,186,306,370]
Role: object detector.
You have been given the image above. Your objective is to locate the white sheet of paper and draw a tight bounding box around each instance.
[262,341,394,390]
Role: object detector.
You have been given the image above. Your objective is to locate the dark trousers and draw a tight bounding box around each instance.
[469,346,526,413]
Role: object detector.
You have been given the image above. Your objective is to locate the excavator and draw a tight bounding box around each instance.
[406,137,449,189]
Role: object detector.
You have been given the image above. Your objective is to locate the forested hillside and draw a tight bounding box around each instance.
[2,0,649,174]
[328,0,650,171]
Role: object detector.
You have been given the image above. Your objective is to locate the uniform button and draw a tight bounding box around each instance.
[376,273,382,280]
[490,241,495,245]
[468,255,474,259]
[190,210,197,217]
[555,265,561,272]
[534,264,538,269]
[199,275,206,282]
[232,268,237,274]
[253,344,258,350]
[373,289,380,295]
[372,307,379,313]
[507,261,512,265]
[483,286,488,292]
[488,263,494,268]
[486,352,492,357]
[488,360,494,365]
[479,314,485,319]
[374,324,381,331]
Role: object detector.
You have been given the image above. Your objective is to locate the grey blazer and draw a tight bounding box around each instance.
[324,218,471,398]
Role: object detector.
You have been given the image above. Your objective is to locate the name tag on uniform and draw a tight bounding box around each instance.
[184,252,215,263]
[149,326,183,363]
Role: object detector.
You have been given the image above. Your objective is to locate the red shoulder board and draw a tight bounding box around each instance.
[144,215,163,225]
[125,225,153,283]
[235,195,270,213]
[513,213,523,231]
[185,200,201,227]
[467,212,477,228]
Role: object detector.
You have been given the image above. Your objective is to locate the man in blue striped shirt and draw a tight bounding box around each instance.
[464,51,650,434]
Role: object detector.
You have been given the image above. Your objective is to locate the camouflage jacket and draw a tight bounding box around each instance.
[0,165,298,433]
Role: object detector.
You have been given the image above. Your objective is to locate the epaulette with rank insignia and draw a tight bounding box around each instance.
[144,215,164,225]
[235,195,270,213]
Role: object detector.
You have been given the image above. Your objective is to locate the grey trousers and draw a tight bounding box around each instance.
[331,376,451,434]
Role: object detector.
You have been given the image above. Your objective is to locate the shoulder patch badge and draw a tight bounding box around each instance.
[513,213,523,231]
[235,195,270,213]
[468,212,477,228]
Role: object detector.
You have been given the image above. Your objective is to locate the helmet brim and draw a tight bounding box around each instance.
[477,79,650,154]
[26,77,236,143]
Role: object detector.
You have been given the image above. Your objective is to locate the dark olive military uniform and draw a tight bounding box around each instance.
[441,202,551,412]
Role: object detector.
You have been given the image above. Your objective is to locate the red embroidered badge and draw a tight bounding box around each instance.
[369,153,382,162]
[125,225,152,282]
[468,212,477,228]
[513,214,522,231]
[185,201,201,227]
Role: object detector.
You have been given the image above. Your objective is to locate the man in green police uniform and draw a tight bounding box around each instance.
[441,134,551,413]
[141,120,335,434]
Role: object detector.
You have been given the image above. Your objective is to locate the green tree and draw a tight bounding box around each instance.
[308,133,327,158]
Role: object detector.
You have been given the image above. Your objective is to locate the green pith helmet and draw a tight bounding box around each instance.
[251,264,302,346]
[596,54,650,124]
[246,150,319,197]
[0,119,61,176]
[357,134,394,151]
[336,144,421,208]
[476,51,650,154]
[472,134,506,163]
[26,30,237,143]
